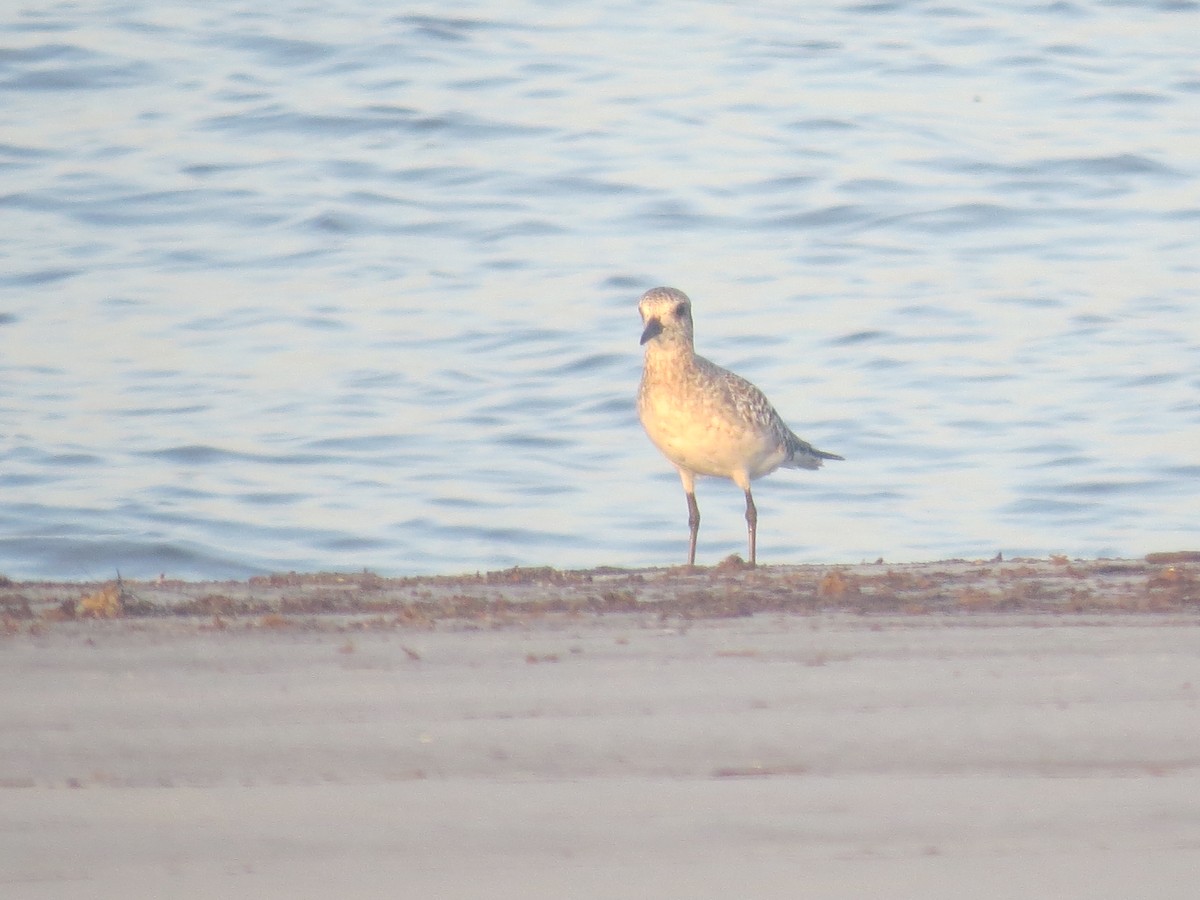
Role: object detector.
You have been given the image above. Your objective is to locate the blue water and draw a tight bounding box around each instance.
[2,1,1197,579]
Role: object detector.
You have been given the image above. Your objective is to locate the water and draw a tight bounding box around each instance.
[1,1,1197,580]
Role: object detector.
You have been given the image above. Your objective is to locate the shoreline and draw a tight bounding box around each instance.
[4,554,1199,898]
[3,553,1198,630]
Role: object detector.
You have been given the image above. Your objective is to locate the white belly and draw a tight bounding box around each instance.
[639,389,787,481]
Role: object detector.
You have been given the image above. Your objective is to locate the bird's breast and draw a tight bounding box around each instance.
[638,372,787,480]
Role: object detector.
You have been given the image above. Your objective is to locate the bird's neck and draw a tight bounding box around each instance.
[642,336,695,375]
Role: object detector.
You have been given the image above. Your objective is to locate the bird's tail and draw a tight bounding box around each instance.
[784,432,844,470]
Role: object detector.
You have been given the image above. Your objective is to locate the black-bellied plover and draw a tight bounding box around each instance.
[637,286,842,567]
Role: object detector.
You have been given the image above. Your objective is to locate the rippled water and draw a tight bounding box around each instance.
[2,1,1197,579]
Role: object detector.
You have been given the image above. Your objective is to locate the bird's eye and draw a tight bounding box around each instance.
[673,301,687,317]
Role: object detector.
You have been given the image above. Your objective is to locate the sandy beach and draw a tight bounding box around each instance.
[3,556,1199,898]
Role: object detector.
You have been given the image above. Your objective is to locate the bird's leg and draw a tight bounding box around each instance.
[685,490,700,567]
[743,488,757,567]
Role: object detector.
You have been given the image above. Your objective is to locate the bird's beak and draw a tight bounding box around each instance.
[640,317,663,345]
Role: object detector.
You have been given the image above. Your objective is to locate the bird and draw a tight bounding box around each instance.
[636,286,842,567]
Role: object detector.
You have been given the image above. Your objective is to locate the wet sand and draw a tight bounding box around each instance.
[2,556,1199,898]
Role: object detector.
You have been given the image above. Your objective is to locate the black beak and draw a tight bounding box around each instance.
[640,317,663,345]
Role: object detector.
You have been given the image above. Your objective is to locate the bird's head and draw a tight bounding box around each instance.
[637,286,694,348]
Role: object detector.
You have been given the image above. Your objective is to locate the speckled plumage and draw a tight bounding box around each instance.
[637,286,841,566]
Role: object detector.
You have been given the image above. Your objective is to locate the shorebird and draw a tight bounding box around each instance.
[636,286,842,567]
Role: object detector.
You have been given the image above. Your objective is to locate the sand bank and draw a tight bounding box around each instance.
[2,556,1198,898]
